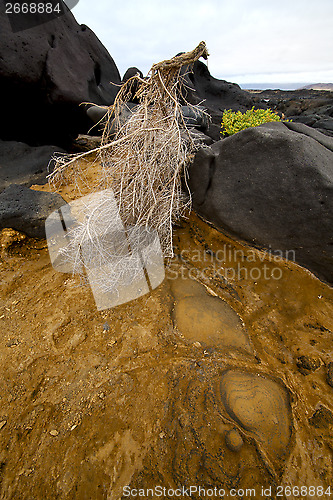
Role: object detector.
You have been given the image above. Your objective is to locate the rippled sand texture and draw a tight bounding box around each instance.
[0,210,332,499]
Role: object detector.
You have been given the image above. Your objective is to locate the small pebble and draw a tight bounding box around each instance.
[0,420,7,430]
[225,428,243,452]
[49,430,59,436]
[327,362,333,388]
[309,406,333,429]
[6,339,19,347]
[296,355,321,375]
[103,322,110,332]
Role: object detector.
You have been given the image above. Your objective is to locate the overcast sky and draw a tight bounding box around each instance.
[70,0,333,87]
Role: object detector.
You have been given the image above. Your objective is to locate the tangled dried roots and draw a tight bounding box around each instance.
[48,42,209,288]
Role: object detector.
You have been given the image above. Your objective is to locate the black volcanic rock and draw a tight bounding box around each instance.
[122,67,143,82]
[0,1,121,146]
[188,122,333,283]
[0,184,65,238]
[0,140,65,193]
[313,118,333,134]
[252,89,333,137]
[121,67,143,104]
[180,60,255,141]
[283,122,333,152]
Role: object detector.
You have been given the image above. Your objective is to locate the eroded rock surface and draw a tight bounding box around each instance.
[220,370,293,461]
[171,277,252,352]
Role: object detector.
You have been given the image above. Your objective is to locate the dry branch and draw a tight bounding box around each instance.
[48,42,209,290]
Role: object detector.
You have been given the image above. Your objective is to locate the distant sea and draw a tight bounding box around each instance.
[239,83,311,90]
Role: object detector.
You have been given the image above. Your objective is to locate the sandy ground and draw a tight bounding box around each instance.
[0,181,333,499]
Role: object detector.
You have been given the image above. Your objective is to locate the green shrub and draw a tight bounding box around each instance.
[220,107,288,137]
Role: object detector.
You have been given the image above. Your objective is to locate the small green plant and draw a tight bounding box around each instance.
[221,107,288,136]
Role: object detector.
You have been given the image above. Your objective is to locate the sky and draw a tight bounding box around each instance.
[69,0,333,88]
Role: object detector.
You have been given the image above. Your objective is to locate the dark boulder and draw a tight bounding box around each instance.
[188,122,333,283]
[283,122,333,152]
[86,105,109,130]
[0,1,121,146]
[0,140,65,193]
[122,67,143,82]
[181,105,210,130]
[313,118,333,136]
[86,103,138,135]
[286,115,318,127]
[181,129,214,147]
[122,67,144,104]
[0,184,65,238]
[180,60,255,141]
